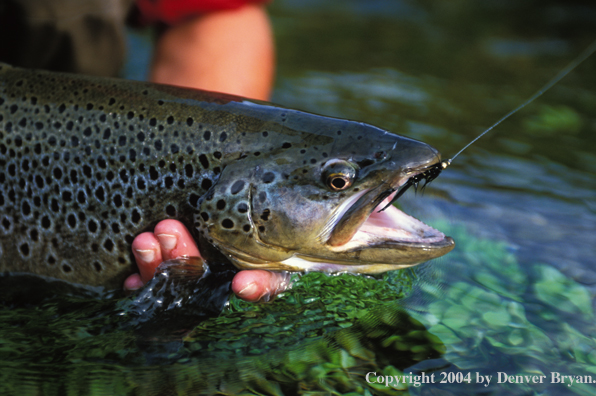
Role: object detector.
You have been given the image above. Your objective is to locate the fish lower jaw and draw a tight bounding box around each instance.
[278,256,421,274]
[328,203,447,253]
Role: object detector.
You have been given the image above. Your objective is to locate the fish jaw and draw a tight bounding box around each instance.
[281,187,454,274]
[219,168,454,274]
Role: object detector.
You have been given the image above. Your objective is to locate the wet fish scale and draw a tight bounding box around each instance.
[2,63,453,290]
[0,63,299,289]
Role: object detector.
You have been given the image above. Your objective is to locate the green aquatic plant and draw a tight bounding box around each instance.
[407,221,596,395]
[1,222,594,395]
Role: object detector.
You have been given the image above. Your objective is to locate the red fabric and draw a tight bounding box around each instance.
[136,0,270,25]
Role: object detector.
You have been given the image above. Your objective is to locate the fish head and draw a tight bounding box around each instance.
[196,108,454,274]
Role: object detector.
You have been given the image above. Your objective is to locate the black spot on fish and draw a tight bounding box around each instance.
[95,186,105,201]
[41,216,51,229]
[127,111,134,119]
[231,180,245,195]
[83,165,92,178]
[97,157,106,169]
[62,264,72,273]
[258,191,267,203]
[189,193,200,207]
[185,164,193,178]
[201,178,213,190]
[237,203,248,213]
[258,225,265,233]
[200,212,209,221]
[103,238,114,252]
[166,205,176,216]
[219,132,227,142]
[50,199,59,212]
[186,117,194,126]
[198,154,209,169]
[262,131,268,137]
[111,223,120,233]
[213,151,222,159]
[30,229,38,241]
[216,200,226,210]
[137,178,146,189]
[131,209,141,224]
[149,118,157,126]
[22,201,31,216]
[67,214,76,228]
[167,116,174,124]
[254,152,261,156]
[262,172,275,183]
[87,103,94,110]
[154,140,163,151]
[261,209,270,221]
[84,127,92,137]
[243,224,251,232]
[203,131,211,141]
[93,262,103,272]
[137,132,145,142]
[165,176,173,188]
[222,219,234,229]
[10,104,18,114]
[170,144,180,154]
[282,142,292,149]
[149,166,159,180]
[19,243,29,257]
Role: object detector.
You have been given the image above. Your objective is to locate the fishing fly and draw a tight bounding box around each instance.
[382,39,596,212]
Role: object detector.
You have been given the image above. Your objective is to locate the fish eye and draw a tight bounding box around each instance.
[321,160,357,191]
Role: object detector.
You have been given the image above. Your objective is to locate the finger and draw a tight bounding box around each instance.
[123,273,144,291]
[131,232,163,284]
[231,270,292,302]
[153,219,201,261]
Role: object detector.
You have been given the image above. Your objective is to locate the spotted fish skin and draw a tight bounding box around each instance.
[1,63,451,291]
[0,63,294,289]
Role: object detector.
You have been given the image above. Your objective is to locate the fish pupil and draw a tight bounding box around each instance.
[331,177,346,190]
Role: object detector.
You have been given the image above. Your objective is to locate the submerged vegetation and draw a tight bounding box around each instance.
[1,223,594,395]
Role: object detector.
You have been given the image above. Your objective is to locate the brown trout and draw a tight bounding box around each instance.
[0,63,454,292]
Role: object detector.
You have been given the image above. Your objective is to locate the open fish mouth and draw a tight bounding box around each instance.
[281,163,455,274]
[329,162,449,250]
[330,189,448,250]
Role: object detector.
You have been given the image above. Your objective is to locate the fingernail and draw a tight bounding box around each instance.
[135,249,155,263]
[238,282,258,297]
[157,234,177,250]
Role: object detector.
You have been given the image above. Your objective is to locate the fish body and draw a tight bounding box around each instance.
[0,63,454,291]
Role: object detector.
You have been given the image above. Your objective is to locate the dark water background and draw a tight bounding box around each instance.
[2,0,596,395]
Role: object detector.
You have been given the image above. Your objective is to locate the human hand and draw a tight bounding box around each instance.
[124,219,290,302]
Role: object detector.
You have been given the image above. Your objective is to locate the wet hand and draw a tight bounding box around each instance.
[124,219,289,302]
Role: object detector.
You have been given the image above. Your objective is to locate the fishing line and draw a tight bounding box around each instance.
[380,39,596,212]
[441,38,596,170]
